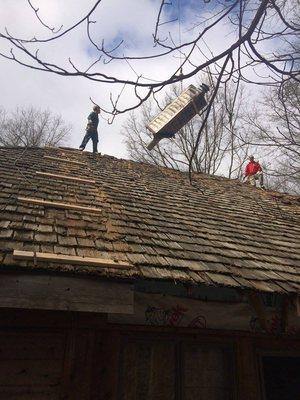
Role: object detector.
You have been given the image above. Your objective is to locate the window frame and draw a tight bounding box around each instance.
[117,332,237,400]
[257,350,300,400]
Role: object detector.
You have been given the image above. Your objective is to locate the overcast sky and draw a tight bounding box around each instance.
[0,0,260,157]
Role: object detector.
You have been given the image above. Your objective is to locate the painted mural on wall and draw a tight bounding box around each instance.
[109,292,300,335]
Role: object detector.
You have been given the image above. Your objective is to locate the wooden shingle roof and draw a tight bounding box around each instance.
[0,146,300,293]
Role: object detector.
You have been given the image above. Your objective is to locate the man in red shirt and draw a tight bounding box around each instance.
[244,156,265,189]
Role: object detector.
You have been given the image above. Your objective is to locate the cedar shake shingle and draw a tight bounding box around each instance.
[0,146,299,294]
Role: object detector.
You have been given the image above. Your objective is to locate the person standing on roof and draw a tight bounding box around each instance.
[79,105,100,153]
[243,156,265,189]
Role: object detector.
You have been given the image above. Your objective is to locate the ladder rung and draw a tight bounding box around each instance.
[17,197,102,213]
[43,155,85,166]
[36,171,95,184]
[13,250,131,270]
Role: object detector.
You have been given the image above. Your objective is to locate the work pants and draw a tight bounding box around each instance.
[80,131,98,153]
[247,171,264,187]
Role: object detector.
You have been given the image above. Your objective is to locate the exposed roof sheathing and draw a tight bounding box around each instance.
[0,146,300,293]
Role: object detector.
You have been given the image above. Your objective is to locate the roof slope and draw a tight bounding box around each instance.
[0,147,300,294]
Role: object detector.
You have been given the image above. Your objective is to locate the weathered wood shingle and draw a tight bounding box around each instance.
[0,146,299,293]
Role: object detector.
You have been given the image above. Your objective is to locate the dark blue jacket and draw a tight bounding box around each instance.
[87,111,99,132]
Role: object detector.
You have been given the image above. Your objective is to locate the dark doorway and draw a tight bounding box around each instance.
[261,356,300,400]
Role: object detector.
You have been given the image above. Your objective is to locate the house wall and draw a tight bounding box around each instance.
[0,308,299,400]
[0,309,98,400]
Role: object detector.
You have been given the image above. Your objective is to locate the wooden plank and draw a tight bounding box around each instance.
[61,329,76,400]
[182,343,234,399]
[294,295,300,316]
[149,342,176,399]
[0,272,134,314]
[13,250,131,269]
[0,325,94,400]
[96,330,121,400]
[0,386,60,400]
[0,359,63,385]
[0,332,65,360]
[63,330,95,400]
[36,171,95,184]
[43,155,85,166]
[236,337,260,400]
[17,197,102,213]
[0,330,65,398]
[0,308,107,329]
[280,296,290,334]
[58,147,81,153]
[118,339,176,400]
[247,291,269,333]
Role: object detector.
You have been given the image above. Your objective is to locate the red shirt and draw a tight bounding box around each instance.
[245,161,262,176]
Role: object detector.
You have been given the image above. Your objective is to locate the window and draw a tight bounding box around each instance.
[119,340,176,400]
[182,343,234,400]
[260,355,300,400]
[118,338,235,400]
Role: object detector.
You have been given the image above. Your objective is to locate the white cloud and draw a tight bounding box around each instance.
[0,1,185,156]
[0,1,270,158]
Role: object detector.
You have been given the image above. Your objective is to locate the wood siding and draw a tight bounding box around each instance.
[0,309,299,400]
[0,274,133,314]
[0,331,66,399]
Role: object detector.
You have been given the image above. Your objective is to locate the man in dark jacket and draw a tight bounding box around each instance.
[79,105,100,153]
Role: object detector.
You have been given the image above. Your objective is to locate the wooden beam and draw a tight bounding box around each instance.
[13,250,132,270]
[62,324,96,399]
[280,296,289,334]
[236,337,260,400]
[44,155,85,166]
[0,308,107,329]
[294,295,300,316]
[247,291,269,333]
[0,272,134,314]
[36,171,95,184]
[17,197,102,213]
[95,330,121,400]
[58,147,82,153]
